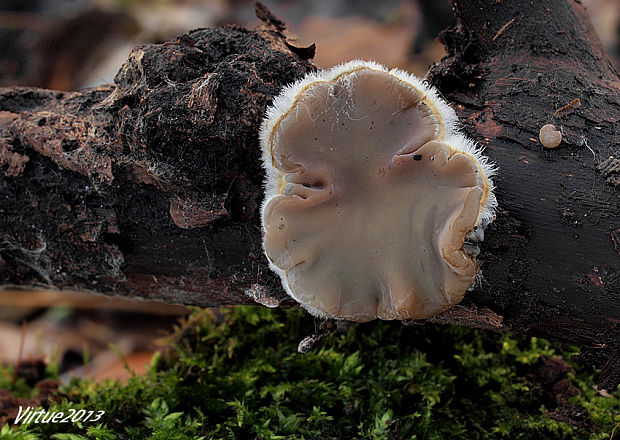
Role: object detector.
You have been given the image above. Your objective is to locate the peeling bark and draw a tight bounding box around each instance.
[1,21,314,307]
[0,1,618,388]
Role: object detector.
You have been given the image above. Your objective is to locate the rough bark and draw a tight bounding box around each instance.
[1,18,314,308]
[427,0,620,389]
[0,1,618,388]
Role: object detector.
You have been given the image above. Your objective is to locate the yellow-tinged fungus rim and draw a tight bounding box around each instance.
[268,66,449,196]
[260,60,497,228]
[443,140,493,225]
[259,60,498,321]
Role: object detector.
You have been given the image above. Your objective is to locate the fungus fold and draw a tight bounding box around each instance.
[260,60,497,322]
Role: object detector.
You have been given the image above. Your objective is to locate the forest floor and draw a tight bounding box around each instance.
[0,306,619,439]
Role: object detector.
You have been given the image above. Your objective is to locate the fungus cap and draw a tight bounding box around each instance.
[539,124,562,149]
[260,60,497,322]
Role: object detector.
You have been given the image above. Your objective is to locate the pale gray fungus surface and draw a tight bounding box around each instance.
[259,60,497,322]
[539,124,562,149]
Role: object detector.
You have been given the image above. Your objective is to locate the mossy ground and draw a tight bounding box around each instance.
[1,306,618,439]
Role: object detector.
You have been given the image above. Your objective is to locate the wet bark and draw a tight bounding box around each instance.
[0,1,618,388]
[426,0,620,389]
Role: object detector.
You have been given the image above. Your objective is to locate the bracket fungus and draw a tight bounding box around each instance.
[259,60,497,322]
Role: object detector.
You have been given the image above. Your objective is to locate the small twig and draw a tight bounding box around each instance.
[0,12,44,31]
[492,18,516,41]
[11,321,27,389]
[554,98,582,118]
[297,320,336,354]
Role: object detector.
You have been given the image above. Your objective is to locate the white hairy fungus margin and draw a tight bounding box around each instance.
[259,60,497,322]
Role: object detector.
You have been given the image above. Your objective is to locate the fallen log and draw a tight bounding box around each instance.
[0,1,618,388]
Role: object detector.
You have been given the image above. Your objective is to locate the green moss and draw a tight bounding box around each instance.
[2,306,618,439]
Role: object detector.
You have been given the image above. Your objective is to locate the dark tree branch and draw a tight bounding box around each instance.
[427,0,620,389]
[1,20,313,308]
[0,1,618,388]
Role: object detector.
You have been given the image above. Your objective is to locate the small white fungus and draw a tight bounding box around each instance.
[539,124,562,149]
